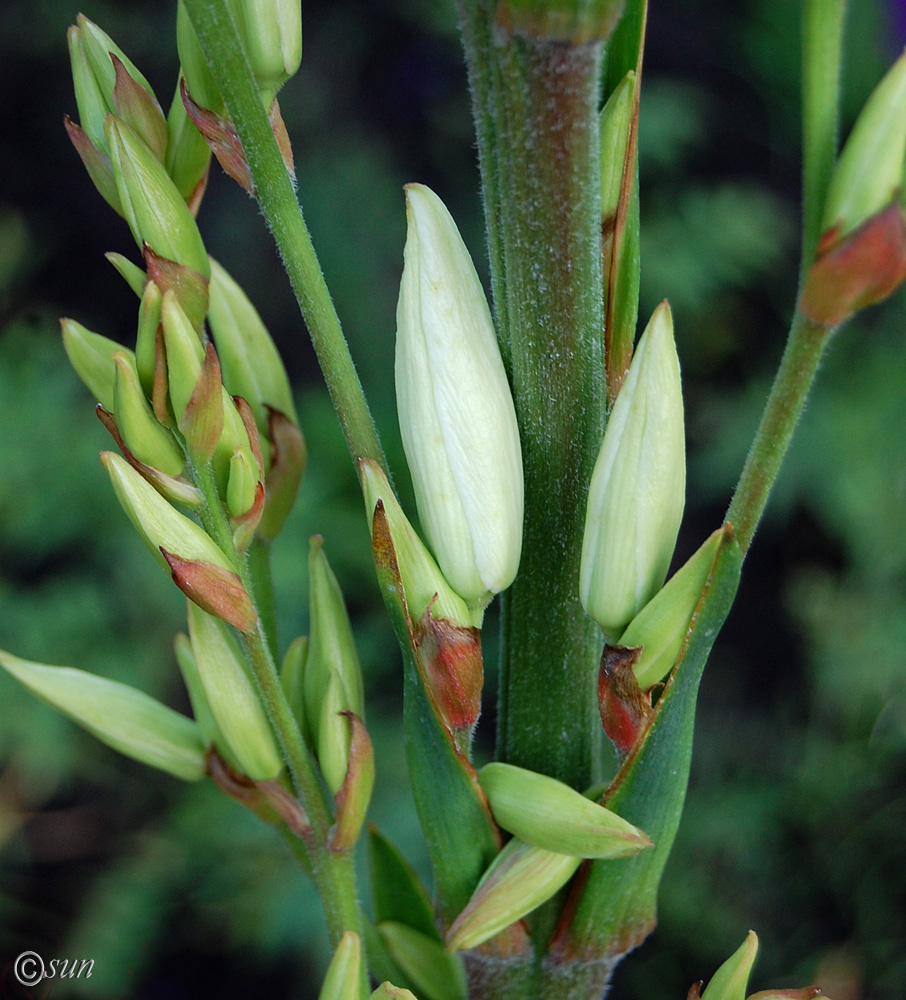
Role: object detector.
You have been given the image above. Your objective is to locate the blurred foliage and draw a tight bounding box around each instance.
[1,1,905,999]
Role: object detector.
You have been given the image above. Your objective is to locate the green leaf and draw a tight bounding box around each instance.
[558,524,742,957]
[369,827,439,940]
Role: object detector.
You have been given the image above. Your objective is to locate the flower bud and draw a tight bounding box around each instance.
[318,932,362,1000]
[371,985,419,1000]
[165,79,213,214]
[227,447,260,520]
[69,16,162,151]
[231,0,303,105]
[395,184,523,606]
[600,71,635,224]
[187,602,282,780]
[0,649,205,781]
[136,279,162,397]
[328,712,374,848]
[113,351,185,477]
[280,635,308,727]
[304,537,365,743]
[207,258,298,433]
[106,117,210,281]
[101,450,236,575]
[360,459,474,628]
[161,289,205,413]
[174,631,224,752]
[620,527,723,690]
[580,301,685,639]
[316,670,353,795]
[377,923,466,1000]
[61,317,131,412]
[822,51,906,240]
[477,762,651,859]
[700,931,758,1000]
[176,1,224,113]
[445,839,581,952]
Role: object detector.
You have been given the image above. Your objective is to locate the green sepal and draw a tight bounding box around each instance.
[318,931,362,1000]
[700,930,758,1000]
[0,650,205,781]
[105,251,147,296]
[60,317,131,412]
[377,922,467,1000]
[371,984,419,1000]
[165,76,212,214]
[368,826,439,941]
[136,279,162,396]
[368,493,501,925]
[556,523,742,960]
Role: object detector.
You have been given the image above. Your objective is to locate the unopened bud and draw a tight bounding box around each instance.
[700,931,758,1000]
[371,984,419,1000]
[477,762,651,859]
[0,649,204,781]
[445,839,581,952]
[360,459,474,628]
[207,258,298,432]
[231,0,303,105]
[136,279,162,397]
[600,72,635,223]
[318,931,362,1000]
[161,290,204,417]
[620,527,724,690]
[822,51,906,241]
[101,450,236,575]
[174,631,224,751]
[396,184,523,606]
[377,923,466,1000]
[176,1,223,113]
[164,80,212,214]
[61,317,130,412]
[113,351,185,477]
[280,636,308,728]
[106,117,210,280]
[328,712,374,849]
[317,670,353,796]
[227,447,261,520]
[304,537,365,743]
[580,301,685,639]
[187,602,282,780]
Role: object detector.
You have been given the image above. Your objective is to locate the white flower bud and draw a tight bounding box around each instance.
[395,183,523,605]
[580,301,685,638]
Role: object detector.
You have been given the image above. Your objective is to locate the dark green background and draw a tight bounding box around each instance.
[1,1,904,997]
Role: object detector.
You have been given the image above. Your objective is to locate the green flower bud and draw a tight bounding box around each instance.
[106,117,210,280]
[445,839,581,952]
[360,459,475,628]
[113,351,185,477]
[101,450,236,574]
[580,301,685,639]
[396,184,523,606]
[231,0,303,105]
[318,931,362,1000]
[227,447,260,519]
[68,15,159,155]
[822,50,906,240]
[280,635,308,727]
[304,537,365,741]
[61,317,132,412]
[207,258,298,431]
[600,71,635,223]
[317,669,353,796]
[174,631,224,752]
[620,527,723,690]
[477,762,651,859]
[0,649,205,781]
[377,923,466,1000]
[161,289,205,420]
[371,985,419,1000]
[176,2,224,113]
[187,601,282,780]
[701,931,759,1000]
[165,79,213,213]
[136,279,162,397]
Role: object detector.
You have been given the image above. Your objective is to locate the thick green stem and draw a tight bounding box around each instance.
[725,312,834,554]
[181,0,386,477]
[459,5,606,792]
